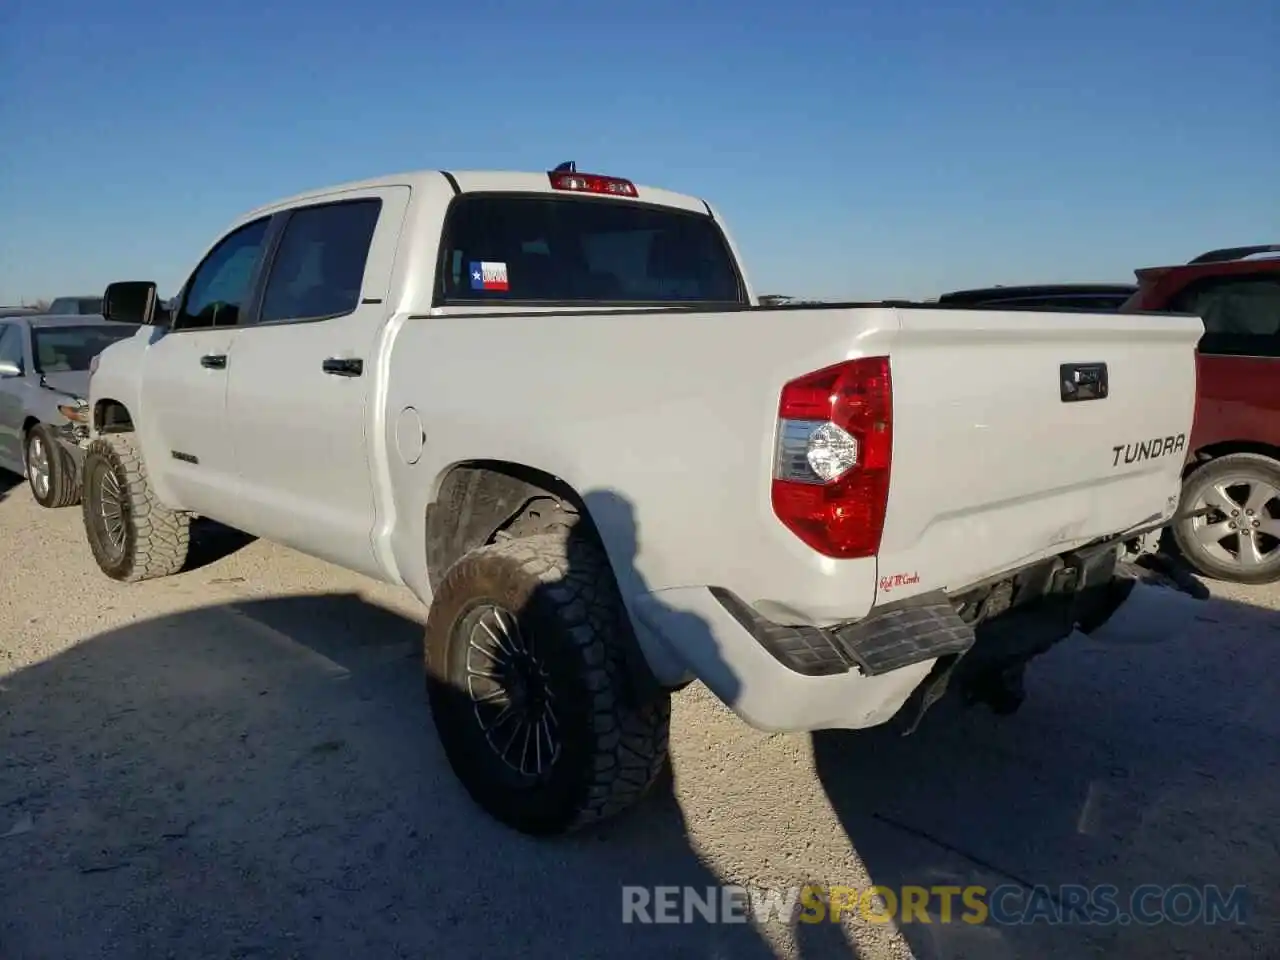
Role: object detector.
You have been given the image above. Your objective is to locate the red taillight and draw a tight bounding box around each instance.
[548,171,638,197]
[771,356,893,559]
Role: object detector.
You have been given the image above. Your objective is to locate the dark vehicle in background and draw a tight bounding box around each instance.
[1121,244,1280,584]
[0,314,140,507]
[937,283,1138,311]
[46,295,104,316]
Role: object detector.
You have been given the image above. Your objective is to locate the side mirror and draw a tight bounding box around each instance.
[102,280,162,325]
[0,359,20,378]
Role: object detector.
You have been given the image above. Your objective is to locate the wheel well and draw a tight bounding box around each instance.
[1186,440,1280,477]
[423,460,670,702]
[93,399,134,434]
[424,460,599,592]
[22,416,39,437]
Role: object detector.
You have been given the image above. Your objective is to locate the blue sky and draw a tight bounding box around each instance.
[1,0,1275,303]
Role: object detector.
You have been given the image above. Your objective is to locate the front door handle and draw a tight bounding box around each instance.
[322,357,363,377]
[200,354,227,370]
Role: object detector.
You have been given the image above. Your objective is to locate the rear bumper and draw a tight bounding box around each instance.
[629,542,1130,734]
[630,586,944,732]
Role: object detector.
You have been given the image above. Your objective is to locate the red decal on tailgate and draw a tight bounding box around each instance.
[879,571,921,592]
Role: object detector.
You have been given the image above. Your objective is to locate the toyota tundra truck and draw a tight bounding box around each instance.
[83,164,1203,836]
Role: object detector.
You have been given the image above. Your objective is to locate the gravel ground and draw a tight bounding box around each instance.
[1,468,1277,960]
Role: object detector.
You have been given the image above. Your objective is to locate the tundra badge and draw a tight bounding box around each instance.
[1112,433,1186,467]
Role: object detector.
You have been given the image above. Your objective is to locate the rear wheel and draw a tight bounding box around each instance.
[25,424,81,508]
[82,433,190,582]
[423,533,670,836]
[1173,453,1280,585]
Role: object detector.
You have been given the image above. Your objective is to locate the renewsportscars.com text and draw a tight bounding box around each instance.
[621,883,1250,927]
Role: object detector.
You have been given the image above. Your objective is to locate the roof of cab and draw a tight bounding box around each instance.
[243,169,712,220]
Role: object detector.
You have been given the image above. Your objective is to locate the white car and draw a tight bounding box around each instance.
[83,163,1203,836]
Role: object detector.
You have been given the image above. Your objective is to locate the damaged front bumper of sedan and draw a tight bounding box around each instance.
[53,399,92,462]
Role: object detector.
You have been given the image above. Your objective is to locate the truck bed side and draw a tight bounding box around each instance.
[376,303,1201,627]
[377,305,900,625]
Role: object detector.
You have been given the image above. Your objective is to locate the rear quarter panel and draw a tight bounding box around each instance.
[1189,353,1280,452]
[379,306,900,625]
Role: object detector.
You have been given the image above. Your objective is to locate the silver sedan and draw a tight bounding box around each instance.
[0,313,140,507]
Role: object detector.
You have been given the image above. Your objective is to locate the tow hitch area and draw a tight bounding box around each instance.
[897,541,1208,733]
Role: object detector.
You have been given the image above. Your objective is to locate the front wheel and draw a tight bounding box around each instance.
[82,433,190,582]
[423,533,671,836]
[1172,453,1280,585]
[25,424,81,508]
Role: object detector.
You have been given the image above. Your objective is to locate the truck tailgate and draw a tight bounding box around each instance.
[875,307,1202,596]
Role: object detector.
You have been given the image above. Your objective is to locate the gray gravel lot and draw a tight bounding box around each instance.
[1,468,1277,959]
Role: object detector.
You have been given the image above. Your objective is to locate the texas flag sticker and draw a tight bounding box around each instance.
[470,261,509,292]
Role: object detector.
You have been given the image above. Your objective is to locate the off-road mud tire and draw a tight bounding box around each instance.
[424,532,671,836]
[82,433,189,582]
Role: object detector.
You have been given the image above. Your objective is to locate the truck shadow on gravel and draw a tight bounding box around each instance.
[7,490,1275,960]
[0,593,782,960]
[181,518,258,573]
[805,583,1280,960]
[0,492,795,960]
[0,468,25,504]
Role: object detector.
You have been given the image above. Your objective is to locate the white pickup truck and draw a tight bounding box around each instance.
[84,164,1203,836]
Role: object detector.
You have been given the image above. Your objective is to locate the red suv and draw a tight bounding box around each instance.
[1121,245,1280,584]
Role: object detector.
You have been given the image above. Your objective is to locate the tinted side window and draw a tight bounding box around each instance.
[260,199,381,323]
[174,217,271,331]
[0,324,22,368]
[438,196,744,304]
[1176,279,1280,357]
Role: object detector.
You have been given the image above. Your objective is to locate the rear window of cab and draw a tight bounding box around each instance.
[437,194,745,306]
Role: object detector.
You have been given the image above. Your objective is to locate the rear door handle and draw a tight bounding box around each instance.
[200,354,227,370]
[1060,362,1108,402]
[322,357,363,377]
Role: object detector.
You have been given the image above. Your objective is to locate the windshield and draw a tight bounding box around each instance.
[32,324,139,372]
[438,195,745,305]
